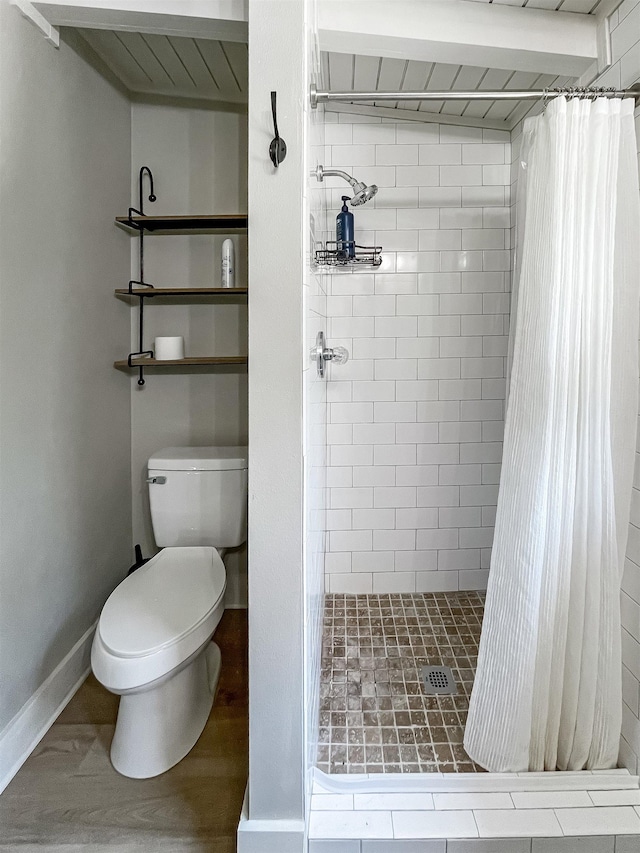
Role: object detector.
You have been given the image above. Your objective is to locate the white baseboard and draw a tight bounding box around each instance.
[237,819,305,853]
[0,622,96,794]
[237,786,305,853]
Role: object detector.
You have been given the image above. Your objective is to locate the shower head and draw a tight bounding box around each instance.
[349,180,378,206]
[314,165,378,206]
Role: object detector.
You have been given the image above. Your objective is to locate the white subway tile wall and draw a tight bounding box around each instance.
[324,114,511,595]
[607,0,640,779]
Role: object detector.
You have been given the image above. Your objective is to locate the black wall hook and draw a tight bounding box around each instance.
[269,91,287,167]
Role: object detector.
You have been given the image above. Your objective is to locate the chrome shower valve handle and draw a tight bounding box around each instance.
[312,331,350,378]
[328,346,349,365]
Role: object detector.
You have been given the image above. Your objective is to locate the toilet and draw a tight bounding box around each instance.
[91,446,248,779]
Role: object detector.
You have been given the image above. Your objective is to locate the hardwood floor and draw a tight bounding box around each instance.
[0,611,248,852]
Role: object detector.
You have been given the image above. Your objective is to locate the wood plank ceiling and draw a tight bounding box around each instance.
[76,29,248,104]
[467,0,602,10]
[72,0,598,125]
[319,0,602,129]
[320,52,576,129]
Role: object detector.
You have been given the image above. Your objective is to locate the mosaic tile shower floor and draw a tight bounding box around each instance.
[317,591,486,775]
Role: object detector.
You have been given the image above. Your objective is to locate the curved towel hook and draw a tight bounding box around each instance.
[138,166,156,215]
[269,91,287,168]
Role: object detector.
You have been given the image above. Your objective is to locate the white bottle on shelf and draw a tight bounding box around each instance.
[221,238,235,288]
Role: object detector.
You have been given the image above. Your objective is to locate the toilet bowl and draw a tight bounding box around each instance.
[92,546,226,778]
[92,446,247,779]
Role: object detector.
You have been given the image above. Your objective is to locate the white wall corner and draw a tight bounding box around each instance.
[11,0,59,46]
[0,622,96,793]
[576,61,603,88]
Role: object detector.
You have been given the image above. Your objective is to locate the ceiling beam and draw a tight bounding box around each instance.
[575,0,625,86]
[318,0,598,78]
[12,0,60,45]
[31,0,248,41]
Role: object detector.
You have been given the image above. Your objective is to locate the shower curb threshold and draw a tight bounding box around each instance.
[309,771,640,853]
[313,767,640,794]
[309,769,640,845]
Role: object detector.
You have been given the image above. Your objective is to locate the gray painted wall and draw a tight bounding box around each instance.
[0,5,132,730]
[129,102,248,608]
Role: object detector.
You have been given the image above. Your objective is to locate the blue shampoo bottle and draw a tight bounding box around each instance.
[336,195,355,259]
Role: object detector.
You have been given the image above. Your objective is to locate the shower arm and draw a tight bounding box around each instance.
[314,165,359,191]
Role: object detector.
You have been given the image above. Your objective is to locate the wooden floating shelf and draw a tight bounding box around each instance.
[115,356,248,369]
[115,214,248,234]
[115,287,248,297]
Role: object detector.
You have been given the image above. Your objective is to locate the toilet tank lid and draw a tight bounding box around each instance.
[148,446,248,471]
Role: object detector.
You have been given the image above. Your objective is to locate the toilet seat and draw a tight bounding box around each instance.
[92,547,226,692]
[100,547,225,658]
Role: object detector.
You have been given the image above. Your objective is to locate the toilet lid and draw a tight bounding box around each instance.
[99,547,226,658]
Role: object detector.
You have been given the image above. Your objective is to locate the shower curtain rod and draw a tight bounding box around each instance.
[310,83,640,108]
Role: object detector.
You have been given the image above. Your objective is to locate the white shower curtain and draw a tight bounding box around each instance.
[464,96,640,773]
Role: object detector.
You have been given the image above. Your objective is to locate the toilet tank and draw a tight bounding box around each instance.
[147,447,248,549]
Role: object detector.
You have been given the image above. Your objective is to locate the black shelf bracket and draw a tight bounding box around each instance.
[127,279,154,294]
[127,350,153,367]
[127,166,157,386]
